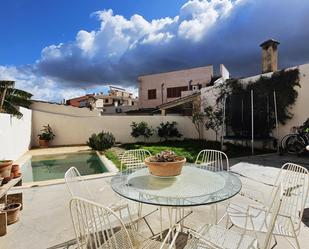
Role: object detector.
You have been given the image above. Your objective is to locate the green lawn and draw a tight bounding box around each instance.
[105,139,275,168]
[119,139,275,163]
[104,150,121,168]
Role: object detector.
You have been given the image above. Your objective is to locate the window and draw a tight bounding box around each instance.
[148,89,157,99]
[167,86,188,98]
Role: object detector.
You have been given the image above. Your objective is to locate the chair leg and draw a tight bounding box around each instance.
[270,235,278,249]
[137,203,143,231]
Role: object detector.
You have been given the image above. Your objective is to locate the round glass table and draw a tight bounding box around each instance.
[111,166,242,207]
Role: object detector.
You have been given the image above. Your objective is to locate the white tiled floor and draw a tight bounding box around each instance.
[1,165,309,249]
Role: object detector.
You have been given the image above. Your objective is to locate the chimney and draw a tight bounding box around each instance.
[260,39,280,73]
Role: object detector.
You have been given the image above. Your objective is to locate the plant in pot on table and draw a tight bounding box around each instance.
[144,150,186,177]
[38,124,55,148]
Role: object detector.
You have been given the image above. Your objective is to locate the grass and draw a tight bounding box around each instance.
[120,139,275,163]
[105,150,121,168]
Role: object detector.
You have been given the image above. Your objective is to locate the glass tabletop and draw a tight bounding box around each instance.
[111,166,242,207]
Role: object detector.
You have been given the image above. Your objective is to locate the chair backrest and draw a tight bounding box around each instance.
[70,197,134,249]
[65,167,93,200]
[269,163,309,232]
[120,149,151,172]
[195,150,229,171]
[262,185,284,249]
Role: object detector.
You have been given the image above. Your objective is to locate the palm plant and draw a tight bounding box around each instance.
[0,80,32,118]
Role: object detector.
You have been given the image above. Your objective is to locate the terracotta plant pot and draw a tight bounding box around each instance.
[11,164,20,178]
[3,203,22,225]
[144,156,186,177]
[14,172,22,179]
[0,160,13,178]
[39,139,49,148]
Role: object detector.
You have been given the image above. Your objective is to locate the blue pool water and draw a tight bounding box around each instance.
[22,152,108,182]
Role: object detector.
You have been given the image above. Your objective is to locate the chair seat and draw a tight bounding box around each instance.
[227,203,297,237]
[97,228,169,249]
[184,224,258,249]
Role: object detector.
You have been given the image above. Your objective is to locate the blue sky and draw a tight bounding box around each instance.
[0,0,187,66]
[1,0,309,101]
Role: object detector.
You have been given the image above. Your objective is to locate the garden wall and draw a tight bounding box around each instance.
[0,107,32,160]
[31,110,199,146]
[201,63,309,144]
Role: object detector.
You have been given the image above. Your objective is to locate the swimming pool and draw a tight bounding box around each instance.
[21,152,108,182]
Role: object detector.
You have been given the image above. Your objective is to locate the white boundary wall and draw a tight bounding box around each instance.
[0,107,32,160]
[31,111,198,146]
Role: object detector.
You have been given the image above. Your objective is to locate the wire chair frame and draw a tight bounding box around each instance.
[269,163,309,235]
[65,167,94,200]
[195,150,229,171]
[70,197,180,249]
[70,197,134,249]
[120,149,152,173]
[226,163,309,249]
[184,186,284,249]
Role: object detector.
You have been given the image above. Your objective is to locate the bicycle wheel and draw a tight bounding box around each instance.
[285,134,307,154]
[281,134,294,151]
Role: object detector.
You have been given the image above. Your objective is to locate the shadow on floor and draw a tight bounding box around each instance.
[230,153,309,169]
[302,208,309,227]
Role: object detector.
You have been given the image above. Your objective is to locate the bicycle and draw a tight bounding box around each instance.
[280,127,309,155]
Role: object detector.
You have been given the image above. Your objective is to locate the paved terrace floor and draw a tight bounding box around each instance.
[1,159,309,249]
[230,152,309,169]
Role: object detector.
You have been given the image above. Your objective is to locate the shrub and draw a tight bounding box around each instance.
[157,121,182,141]
[130,121,154,142]
[87,131,115,151]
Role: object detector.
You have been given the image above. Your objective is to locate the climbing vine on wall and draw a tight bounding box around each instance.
[216,68,300,138]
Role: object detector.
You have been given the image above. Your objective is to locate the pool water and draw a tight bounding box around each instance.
[22,152,108,182]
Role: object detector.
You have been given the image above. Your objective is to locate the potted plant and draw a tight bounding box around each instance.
[3,203,22,224]
[38,124,55,147]
[144,150,186,177]
[0,160,13,179]
[11,164,21,178]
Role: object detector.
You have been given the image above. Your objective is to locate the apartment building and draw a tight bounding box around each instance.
[66,86,138,114]
[138,65,229,109]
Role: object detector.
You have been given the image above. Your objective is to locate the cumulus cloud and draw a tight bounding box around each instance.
[0,65,85,101]
[1,0,309,101]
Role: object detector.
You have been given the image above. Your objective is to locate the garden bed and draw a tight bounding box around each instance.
[105,139,275,167]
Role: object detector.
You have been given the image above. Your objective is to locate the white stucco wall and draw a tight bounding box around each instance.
[31,110,198,146]
[0,107,32,160]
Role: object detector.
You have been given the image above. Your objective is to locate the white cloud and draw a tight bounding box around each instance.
[1,0,309,101]
[0,65,85,101]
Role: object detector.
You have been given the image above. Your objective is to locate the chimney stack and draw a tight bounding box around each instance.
[260,39,280,73]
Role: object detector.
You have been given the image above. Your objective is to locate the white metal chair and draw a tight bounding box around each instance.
[120,149,152,173]
[195,150,229,171]
[120,149,155,224]
[184,185,284,249]
[70,197,180,249]
[64,167,132,220]
[64,167,94,199]
[194,150,230,224]
[226,163,309,249]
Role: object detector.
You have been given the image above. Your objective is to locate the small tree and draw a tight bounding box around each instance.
[191,112,204,140]
[130,121,154,142]
[157,121,182,141]
[204,105,223,141]
[87,131,115,151]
